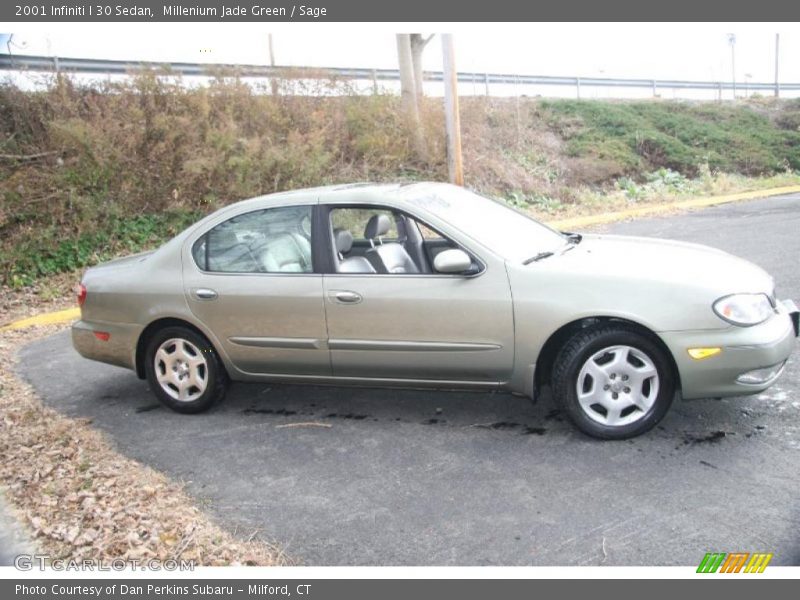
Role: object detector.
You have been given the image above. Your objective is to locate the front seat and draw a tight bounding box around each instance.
[363,214,419,274]
[333,228,375,273]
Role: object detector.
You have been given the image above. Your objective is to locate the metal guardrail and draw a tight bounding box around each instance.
[2,53,800,94]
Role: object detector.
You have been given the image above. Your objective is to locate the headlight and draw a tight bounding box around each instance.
[713,293,774,326]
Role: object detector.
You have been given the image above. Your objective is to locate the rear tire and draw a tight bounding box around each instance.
[551,324,675,440]
[144,326,227,414]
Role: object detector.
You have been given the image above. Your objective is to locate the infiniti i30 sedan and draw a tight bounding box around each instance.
[72,183,799,439]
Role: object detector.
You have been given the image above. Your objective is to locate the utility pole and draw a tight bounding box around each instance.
[268,33,278,96]
[441,34,463,186]
[727,33,737,99]
[775,33,780,98]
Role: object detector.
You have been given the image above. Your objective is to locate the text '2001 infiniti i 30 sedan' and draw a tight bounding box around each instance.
[72,183,799,439]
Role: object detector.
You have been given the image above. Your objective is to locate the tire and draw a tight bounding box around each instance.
[551,324,675,440]
[144,326,228,414]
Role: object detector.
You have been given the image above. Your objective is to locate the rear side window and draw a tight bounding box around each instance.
[193,206,313,273]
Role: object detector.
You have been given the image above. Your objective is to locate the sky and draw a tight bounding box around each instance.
[3,23,799,98]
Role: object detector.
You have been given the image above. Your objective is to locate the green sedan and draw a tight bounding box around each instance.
[72,183,799,439]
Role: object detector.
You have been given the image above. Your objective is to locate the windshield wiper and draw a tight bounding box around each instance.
[523,251,554,265]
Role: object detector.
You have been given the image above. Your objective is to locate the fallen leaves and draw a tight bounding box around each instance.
[0,323,286,566]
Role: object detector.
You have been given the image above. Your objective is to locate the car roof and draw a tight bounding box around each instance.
[231,181,454,209]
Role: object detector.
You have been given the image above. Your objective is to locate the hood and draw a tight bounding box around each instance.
[556,234,774,295]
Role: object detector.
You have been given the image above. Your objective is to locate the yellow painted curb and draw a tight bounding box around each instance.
[546,184,800,231]
[2,184,799,333]
[0,307,80,332]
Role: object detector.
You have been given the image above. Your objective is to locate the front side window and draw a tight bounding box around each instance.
[331,207,399,241]
[193,205,313,273]
[328,205,478,275]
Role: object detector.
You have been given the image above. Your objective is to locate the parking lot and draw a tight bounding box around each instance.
[18,194,800,565]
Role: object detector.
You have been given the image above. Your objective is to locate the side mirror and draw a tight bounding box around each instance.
[433,249,473,274]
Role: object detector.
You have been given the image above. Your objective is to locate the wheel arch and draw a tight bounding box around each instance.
[135,317,226,380]
[533,316,681,396]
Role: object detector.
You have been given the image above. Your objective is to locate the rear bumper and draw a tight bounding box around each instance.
[661,301,798,400]
[71,319,142,372]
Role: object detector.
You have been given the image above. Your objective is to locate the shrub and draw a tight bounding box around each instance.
[2,76,800,286]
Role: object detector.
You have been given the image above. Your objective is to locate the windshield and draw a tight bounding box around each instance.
[403,185,566,262]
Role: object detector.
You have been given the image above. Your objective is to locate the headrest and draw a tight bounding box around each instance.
[210,229,239,249]
[364,214,391,240]
[334,228,354,254]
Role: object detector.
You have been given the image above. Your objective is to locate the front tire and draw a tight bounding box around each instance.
[144,326,228,414]
[551,325,675,440]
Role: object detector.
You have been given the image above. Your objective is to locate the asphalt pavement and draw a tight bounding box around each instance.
[16,194,800,566]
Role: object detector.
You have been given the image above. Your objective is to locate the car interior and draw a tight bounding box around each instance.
[193,205,477,276]
[329,207,473,275]
[194,207,314,273]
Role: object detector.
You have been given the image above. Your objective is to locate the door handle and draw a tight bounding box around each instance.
[333,290,362,304]
[194,288,218,300]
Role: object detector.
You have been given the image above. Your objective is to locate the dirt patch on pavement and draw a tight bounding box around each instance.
[0,324,287,565]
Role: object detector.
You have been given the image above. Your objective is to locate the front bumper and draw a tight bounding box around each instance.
[72,319,143,372]
[661,300,799,400]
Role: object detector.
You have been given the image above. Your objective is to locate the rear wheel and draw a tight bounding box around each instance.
[144,326,227,413]
[551,325,675,439]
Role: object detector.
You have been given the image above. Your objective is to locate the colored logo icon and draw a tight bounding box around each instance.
[697,552,773,573]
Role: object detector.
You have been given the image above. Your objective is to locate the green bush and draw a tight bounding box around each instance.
[1,212,202,287]
[540,99,800,177]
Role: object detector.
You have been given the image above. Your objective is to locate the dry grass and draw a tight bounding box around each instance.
[3,75,800,288]
[0,324,287,565]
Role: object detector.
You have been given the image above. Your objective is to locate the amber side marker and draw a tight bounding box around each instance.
[688,347,722,360]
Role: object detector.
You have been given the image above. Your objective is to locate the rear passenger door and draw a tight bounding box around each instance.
[182,204,330,376]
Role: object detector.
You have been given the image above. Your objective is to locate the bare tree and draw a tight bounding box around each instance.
[396,34,426,158]
[410,34,435,104]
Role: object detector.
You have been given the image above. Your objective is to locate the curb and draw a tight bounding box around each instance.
[546,184,800,231]
[0,307,80,333]
[2,185,799,333]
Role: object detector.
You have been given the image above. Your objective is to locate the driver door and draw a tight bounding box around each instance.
[322,205,515,382]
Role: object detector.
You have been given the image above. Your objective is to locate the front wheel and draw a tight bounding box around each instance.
[144,326,228,414]
[551,325,675,440]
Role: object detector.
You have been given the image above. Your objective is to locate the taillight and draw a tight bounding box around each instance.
[77,283,87,307]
